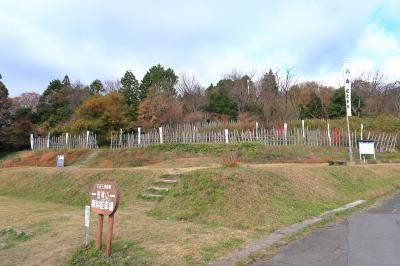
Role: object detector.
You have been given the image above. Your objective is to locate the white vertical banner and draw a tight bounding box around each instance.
[301,120,305,138]
[159,127,163,144]
[47,133,50,149]
[66,133,69,146]
[224,129,229,144]
[86,131,90,144]
[327,123,332,146]
[30,133,34,150]
[138,127,141,145]
[344,63,352,117]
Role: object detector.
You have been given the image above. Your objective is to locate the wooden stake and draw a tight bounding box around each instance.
[96,214,104,250]
[106,214,115,257]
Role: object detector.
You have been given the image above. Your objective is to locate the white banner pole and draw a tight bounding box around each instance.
[344,63,353,161]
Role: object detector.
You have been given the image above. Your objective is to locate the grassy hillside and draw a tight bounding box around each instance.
[150,164,400,232]
[0,149,90,167]
[0,167,155,206]
[87,144,350,167]
[1,165,400,231]
[2,144,400,168]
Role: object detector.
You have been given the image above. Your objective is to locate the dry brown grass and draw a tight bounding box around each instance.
[98,159,113,168]
[1,149,90,168]
[300,156,334,163]
[0,195,251,265]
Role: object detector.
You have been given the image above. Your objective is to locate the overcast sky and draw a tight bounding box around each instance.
[1,0,400,97]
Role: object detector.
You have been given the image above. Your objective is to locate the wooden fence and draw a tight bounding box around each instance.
[110,125,398,151]
[30,132,98,150]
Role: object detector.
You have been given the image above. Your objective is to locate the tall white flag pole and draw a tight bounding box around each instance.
[344,63,353,161]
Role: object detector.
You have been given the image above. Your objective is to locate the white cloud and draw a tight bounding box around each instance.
[0,0,399,96]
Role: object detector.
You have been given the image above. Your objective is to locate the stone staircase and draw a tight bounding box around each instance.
[141,174,179,201]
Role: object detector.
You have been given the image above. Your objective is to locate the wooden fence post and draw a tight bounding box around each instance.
[159,127,163,144]
[30,134,34,150]
[66,133,69,149]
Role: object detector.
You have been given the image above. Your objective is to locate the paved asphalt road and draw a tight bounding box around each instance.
[252,193,400,266]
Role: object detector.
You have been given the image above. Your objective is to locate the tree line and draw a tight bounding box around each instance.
[1,65,399,150]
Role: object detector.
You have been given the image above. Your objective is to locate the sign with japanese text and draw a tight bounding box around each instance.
[359,141,376,160]
[56,155,65,167]
[90,181,120,216]
[344,63,352,117]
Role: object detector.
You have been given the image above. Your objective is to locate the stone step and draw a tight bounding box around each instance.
[159,179,177,183]
[142,193,163,198]
[150,187,170,191]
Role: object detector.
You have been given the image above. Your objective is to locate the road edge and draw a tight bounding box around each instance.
[210,199,366,266]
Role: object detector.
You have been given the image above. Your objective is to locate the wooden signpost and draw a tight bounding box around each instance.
[90,181,120,257]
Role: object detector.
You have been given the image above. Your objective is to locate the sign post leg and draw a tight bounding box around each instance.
[96,214,104,250]
[106,214,114,257]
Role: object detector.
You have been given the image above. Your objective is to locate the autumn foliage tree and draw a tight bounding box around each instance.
[61,92,128,144]
[136,91,183,128]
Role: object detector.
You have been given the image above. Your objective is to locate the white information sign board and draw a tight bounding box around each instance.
[56,155,65,167]
[359,141,375,160]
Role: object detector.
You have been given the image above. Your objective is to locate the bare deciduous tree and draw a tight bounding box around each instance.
[177,74,206,113]
[12,92,40,112]
[104,79,121,93]
[276,67,296,119]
